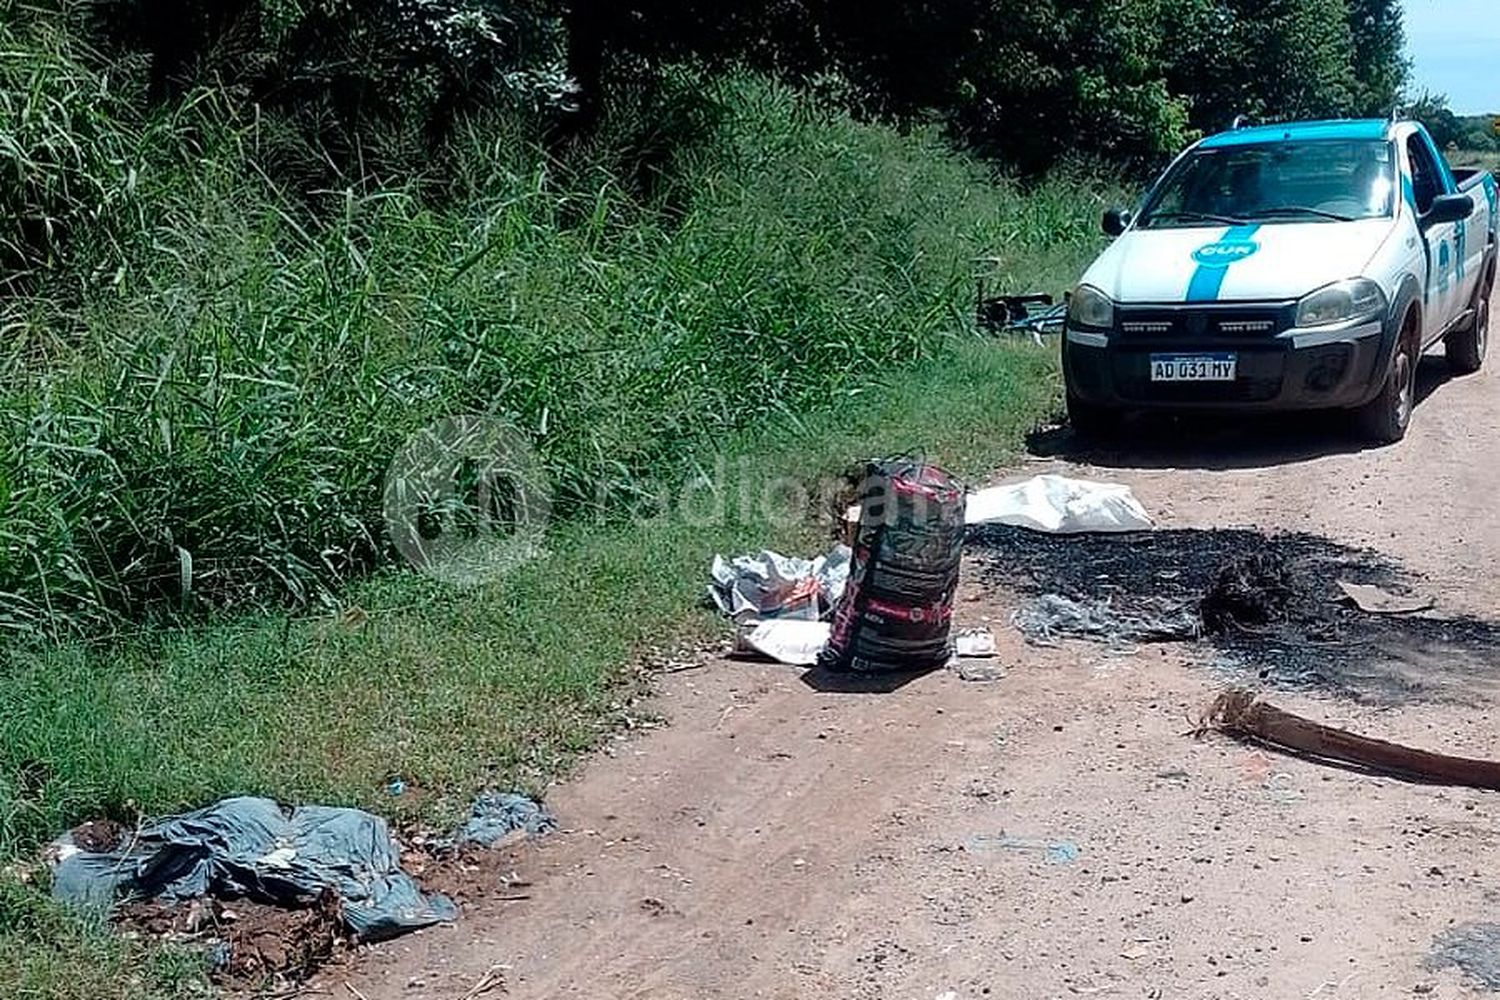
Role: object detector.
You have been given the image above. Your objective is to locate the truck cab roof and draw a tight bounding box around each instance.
[1199,119,1395,149]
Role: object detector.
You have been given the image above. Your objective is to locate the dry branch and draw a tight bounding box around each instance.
[1205,688,1500,790]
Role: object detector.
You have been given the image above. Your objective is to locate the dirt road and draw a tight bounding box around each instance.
[341,347,1500,1000]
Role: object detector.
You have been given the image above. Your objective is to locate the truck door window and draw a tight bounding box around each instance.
[1406,135,1440,214]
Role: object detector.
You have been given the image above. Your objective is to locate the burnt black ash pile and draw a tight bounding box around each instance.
[967,525,1500,703]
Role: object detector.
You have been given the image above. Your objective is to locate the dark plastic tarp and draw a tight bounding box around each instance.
[457,791,556,847]
[50,796,457,941]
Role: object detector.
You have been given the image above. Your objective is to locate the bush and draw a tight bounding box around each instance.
[0,12,146,289]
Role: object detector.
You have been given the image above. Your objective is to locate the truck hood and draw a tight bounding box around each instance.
[1081,219,1396,304]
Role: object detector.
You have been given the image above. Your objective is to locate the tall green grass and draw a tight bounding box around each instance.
[2,74,1106,636]
[0,54,1115,846]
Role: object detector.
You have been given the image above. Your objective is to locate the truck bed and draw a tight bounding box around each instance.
[1454,167,1492,191]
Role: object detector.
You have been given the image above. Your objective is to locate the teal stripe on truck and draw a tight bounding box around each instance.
[1186,224,1263,302]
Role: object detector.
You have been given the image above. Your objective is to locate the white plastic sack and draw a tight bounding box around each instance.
[953,626,998,658]
[733,619,831,665]
[964,474,1152,534]
[708,545,850,620]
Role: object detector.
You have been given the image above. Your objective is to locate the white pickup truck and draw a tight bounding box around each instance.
[1063,118,1499,443]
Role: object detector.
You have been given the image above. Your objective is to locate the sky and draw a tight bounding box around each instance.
[1403,0,1500,114]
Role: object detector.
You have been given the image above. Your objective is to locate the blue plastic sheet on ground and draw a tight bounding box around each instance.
[458,791,556,847]
[1426,923,1500,990]
[966,833,1080,864]
[50,796,457,941]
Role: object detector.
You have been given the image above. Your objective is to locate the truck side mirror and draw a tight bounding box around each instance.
[1102,208,1131,236]
[1423,193,1474,227]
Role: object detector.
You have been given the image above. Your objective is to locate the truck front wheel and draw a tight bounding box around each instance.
[1356,314,1419,445]
[1066,391,1119,440]
[1446,257,1493,375]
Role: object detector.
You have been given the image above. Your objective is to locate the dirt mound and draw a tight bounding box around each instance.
[68,819,126,853]
[118,888,344,989]
[403,840,533,908]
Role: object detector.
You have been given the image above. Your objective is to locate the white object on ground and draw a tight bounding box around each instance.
[1335,579,1433,615]
[953,627,998,658]
[733,619,831,666]
[964,474,1152,533]
[709,545,850,620]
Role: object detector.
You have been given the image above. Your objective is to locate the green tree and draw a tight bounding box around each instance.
[1233,0,1356,119]
[1163,0,1398,134]
[1160,0,1242,131]
[1346,0,1406,114]
[88,0,570,181]
[1458,128,1497,153]
[1405,93,1461,149]
[12,0,1417,181]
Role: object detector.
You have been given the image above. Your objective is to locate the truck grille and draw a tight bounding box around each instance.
[1115,304,1295,339]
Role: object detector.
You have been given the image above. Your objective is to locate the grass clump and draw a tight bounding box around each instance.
[0,875,207,1000]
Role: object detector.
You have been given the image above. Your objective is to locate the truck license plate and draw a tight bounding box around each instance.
[1150,353,1237,382]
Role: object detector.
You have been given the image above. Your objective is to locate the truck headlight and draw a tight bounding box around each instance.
[1067,284,1115,330]
[1295,279,1386,328]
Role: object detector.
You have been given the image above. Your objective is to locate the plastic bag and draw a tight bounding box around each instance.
[49,796,457,941]
[708,545,851,620]
[964,474,1151,533]
[733,619,831,665]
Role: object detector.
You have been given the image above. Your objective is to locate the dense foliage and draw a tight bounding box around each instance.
[1454,117,1500,154]
[12,0,1411,177]
[0,66,1106,634]
[4,0,1410,279]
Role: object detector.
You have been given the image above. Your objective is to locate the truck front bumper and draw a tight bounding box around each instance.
[1063,310,1391,412]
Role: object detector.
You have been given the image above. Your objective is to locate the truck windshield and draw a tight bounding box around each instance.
[1137,139,1396,228]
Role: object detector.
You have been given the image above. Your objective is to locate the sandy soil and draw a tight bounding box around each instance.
[335,341,1500,1000]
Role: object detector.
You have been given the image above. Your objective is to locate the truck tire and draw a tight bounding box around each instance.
[1355,313,1419,445]
[1446,255,1493,375]
[1066,391,1119,440]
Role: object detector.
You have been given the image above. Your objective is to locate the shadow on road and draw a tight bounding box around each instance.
[798,665,938,694]
[1030,355,1461,472]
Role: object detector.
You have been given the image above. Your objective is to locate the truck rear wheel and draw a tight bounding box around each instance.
[1446,256,1493,375]
[1356,314,1419,445]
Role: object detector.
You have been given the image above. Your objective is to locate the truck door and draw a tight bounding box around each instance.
[1406,132,1460,344]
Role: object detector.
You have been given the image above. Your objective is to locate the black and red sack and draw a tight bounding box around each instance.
[818,459,966,673]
